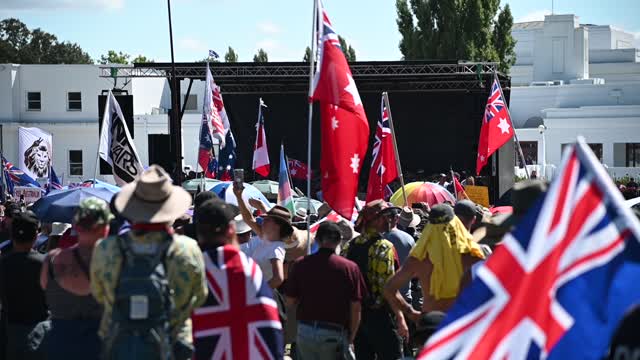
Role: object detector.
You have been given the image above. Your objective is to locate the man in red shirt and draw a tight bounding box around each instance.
[285,221,367,360]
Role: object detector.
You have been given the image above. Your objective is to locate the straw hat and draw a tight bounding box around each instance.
[113,165,192,224]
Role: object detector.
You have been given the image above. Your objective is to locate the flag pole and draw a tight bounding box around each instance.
[382,92,407,207]
[495,72,530,179]
[306,0,318,254]
[94,90,111,188]
[450,167,458,200]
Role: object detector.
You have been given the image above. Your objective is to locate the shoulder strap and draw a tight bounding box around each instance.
[48,254,57,281]
[71,247,91,280]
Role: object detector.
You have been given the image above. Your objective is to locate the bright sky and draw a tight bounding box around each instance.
[1,0,639,63]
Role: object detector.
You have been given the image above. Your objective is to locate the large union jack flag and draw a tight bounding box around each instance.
[420,137,640,360]
[193,245,283,360]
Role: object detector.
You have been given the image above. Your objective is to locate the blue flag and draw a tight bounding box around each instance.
[419,137,640,360]
[217,131,236,181]
[2,156,40,195]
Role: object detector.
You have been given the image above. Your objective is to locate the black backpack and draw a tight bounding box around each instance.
[345,235,381,309]
[104,233,175,360]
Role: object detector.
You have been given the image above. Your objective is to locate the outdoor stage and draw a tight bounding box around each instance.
[101,60,514,200]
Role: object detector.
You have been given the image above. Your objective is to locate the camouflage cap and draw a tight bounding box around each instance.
[73,197,114,227]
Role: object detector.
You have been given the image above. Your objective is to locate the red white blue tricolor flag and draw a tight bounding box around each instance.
[419,137,640,360]
[252,99,270,178]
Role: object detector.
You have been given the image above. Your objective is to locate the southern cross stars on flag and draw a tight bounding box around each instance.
[476,76,514,175]
[310,0,369,220]
[365,95,399,202]
[420,138,640,360]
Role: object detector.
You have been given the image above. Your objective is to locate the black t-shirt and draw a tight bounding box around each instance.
[0,250,48,324]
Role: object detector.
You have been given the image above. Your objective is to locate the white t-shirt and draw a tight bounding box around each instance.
[247,237,285,281]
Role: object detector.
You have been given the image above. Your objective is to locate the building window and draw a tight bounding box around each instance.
[626,143,640,167]
[562,143,603,163]
[184,94,197,111]
[588,143,603,163]
[27,92,41,111]
[67,92,82,111]
[69,150,83,176]
[516,141,538,166]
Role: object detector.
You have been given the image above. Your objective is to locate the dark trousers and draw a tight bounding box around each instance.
[354,307,403,360]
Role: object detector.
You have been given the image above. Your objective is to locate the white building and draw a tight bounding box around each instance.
[0,64,206,184]
[509,14,640,180]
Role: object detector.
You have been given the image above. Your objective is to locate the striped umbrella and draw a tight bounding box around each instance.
[390,182,456,207]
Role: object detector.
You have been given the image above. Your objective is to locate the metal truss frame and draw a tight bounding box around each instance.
[99,61,507,93]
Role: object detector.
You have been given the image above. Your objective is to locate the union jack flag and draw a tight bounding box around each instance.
[2,156,40,194]
[193,245,283,360]
[46,167,63,194]
[484,79,506,122]
[420,138,640,359]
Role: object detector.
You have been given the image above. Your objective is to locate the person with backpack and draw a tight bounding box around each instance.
[340,200,407,359]
[91,165,208,360]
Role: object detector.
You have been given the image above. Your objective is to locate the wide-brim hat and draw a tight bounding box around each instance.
[263,205,294,236]
[398,207,420,229]
[234,214,252,234]
[113,165,192,224]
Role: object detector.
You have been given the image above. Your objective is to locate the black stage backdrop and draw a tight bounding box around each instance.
[219,89,512,197]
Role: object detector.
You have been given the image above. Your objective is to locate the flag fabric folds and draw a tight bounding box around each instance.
[18,127,52,180]
[287,158,309,180]
[277,145,296,215]
[365,95,399,202]
[192,245,283,359]
[252,99,270,178]
[46,167,63,194]
[2,156,40,195]
[476,76,514,175]
[310,0,370,219]
[217,131,237,182]
[98,90,143,185]
[420,138,640,360]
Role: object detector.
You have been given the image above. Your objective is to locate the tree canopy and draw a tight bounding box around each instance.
[0,18,92,64]
[338,36,357,62]
[99,50,130,64]
[224,47,238,62]
[395,0,516,73]
[131,55,153,63]
[253,48,269,63]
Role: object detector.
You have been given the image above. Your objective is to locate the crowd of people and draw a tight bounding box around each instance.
[0,164,637,360]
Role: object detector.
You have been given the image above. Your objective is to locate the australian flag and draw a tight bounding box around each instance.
[2,156,40,195]
[420,137,640,360]
[46,167,63,194]
[217,130,236,182]
[192,245,283,360]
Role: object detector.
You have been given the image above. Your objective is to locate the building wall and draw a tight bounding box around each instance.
[515,106,640,179]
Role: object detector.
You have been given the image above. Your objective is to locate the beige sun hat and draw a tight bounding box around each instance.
[113,165,192,224]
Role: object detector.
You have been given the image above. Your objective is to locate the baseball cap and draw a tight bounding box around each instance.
[73,197,114,228]
[429,204,454,224]
[195,198,239,233]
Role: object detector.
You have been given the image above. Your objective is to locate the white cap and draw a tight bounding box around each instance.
[234,214,252,234]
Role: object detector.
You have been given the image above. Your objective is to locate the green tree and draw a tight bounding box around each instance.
[253,48,268,62]
[493,4,516,73]
[338,35,356,62]
[99,50,130,64]
[224,47,238,62]
[131,55,153,63]
[303,46,312,62]
[396,0,515,72]
[0,18,92,64]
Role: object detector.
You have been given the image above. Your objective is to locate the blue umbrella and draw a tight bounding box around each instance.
[210,182,271,209]
[32,187,119,223]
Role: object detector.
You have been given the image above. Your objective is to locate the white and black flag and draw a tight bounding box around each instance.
[98,91,143,185]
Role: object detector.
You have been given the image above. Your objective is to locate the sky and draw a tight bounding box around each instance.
[1,0,639,63]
